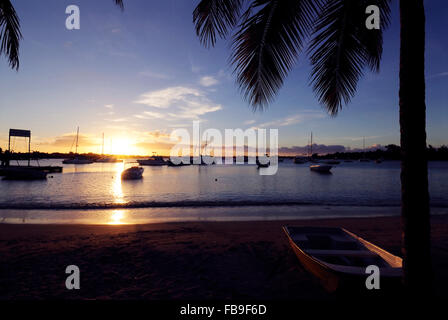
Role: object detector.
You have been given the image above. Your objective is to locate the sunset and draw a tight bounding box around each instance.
[0,0,447,314]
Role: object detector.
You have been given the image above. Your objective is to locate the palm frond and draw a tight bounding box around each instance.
[193,0,244,48]
[308,0,390,115]
[231,0,322,109]
[0,0,22,70]
[114,0,124,10]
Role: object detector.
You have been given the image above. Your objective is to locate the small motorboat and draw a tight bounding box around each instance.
[137,156,166,166]
[121,166,144,180]
[283,226,402,292]
[310,164,332,173]
[2,167,48,180]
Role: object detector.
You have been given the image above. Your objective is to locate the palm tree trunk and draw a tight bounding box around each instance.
[399,0,431,293]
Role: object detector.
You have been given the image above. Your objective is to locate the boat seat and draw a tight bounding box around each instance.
[306,249,378,258]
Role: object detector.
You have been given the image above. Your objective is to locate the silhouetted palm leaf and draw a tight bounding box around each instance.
[114,0,124,10]
[0,0,22,70]
[308,0,390,114]
[193,0,244,48]
[231,0,322,109]
[0,0,124,70]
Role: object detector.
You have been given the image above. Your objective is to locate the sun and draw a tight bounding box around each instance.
[111,138,134,155]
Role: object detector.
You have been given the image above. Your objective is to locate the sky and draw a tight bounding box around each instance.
[0,0,447,155]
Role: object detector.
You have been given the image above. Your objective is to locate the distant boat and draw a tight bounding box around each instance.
[294,156,307,164]
[95,156,122,163]
[94,133,122,163]
[256,154,270,168]
[2,167,48,180]
[310,164,332,173]
[324,160,340,165]
[283,226,402,292]
[359,137,370,162]
[167,159,191,167]
[137,155,166,166]
[121,166,144,180]
[63,158,94,164]
[375,158,383,164]
[63,127,93,164]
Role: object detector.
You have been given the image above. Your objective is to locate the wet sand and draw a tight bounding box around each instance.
[0,215,447,300]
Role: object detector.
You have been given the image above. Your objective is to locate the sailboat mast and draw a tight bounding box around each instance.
[310,132,313,156]
[75,126,79,154]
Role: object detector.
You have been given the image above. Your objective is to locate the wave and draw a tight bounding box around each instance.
[0,200,409,210]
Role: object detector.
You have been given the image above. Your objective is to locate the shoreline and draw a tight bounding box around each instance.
[1,205,447,225]
[1,215,447,299]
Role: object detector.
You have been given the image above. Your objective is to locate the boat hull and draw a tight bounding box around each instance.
[2,167,48,180]
[121,167,144,180]
[283,226,402,292]
[310,165,332,173]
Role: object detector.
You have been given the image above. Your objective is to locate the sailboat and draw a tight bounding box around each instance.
[359,137,370,162]
[62,127,94,164]
[95,133,122,163]
[306,132,332,173]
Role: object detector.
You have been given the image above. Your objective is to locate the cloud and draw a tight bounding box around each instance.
[199,76,219,87]
[134,86,222,120]
[105,104,114,109]
[254,111,326,128]
[428,72,448,80]
[244,120,256,125]
[279,143,386,155]
[279,144,347,155]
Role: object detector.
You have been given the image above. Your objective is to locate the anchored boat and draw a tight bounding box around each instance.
[310,164,332,173]
[121,166,144,180]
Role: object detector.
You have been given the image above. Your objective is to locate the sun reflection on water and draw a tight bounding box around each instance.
[112,162,125,204]
[108,210,127,225]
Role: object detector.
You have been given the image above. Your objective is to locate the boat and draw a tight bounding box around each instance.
[95,156,122,163]
[359,137,370,162]
[167,159,191,167]
[121,166,144,180]
[324,160,340,165]
[137,155,166,166]
[256,154,270,168]
[375,158,384,164]
[63,158,93,164]
[63,127,94,164]
[94,133,122,162]
[294,156,307,164]
[283,226,402,292]
[310,164,332,173]
[2,167,48,180]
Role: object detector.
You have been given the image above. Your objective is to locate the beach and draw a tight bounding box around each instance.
[1,214,447,300]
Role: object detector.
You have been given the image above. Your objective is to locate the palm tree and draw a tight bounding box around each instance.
[0,0,123,70]
[194,0,430,292]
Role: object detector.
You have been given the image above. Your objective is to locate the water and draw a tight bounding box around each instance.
[0,159,447,223]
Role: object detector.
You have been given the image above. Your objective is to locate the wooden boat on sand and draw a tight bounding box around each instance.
[283,226,402,292]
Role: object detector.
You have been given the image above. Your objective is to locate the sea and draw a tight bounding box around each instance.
[0,159,447,224]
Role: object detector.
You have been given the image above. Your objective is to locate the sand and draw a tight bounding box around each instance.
[0,215,447,300]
